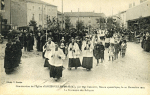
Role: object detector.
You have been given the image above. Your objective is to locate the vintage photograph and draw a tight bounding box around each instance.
[0,0,150,94]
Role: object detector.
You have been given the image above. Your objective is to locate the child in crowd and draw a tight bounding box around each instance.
[114,41,120,60]
[108,43,115,62]
[60,37,66,54]
[121,40,127,57]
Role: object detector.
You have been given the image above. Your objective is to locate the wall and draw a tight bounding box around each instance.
[120,12,127,28]
[68,16,100,29]
[2,0,11,24]
[27,2,43,27]
[11,1,27,27]
[27,2,57,28]
[126,1,150,21]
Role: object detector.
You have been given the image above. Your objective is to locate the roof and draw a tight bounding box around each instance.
[19,0,57,7]
[64,12,105,17]
[57,11,63,15]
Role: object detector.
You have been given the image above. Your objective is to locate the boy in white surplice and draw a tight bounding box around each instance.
[68,37,81,70]
[48,43,65,81]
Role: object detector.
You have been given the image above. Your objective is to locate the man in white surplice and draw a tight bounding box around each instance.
[43,37,55,67]
[48,43,65,81]
[68,37,81,70]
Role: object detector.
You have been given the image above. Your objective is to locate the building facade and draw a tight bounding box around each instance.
[64,12,106,29]
[119,11,127,29]
[1,0,11,25]
[126,0,150,30]
[2,0,57,29]
[114,0,150,30]
[26,0,57,28]
[126,1,150,21]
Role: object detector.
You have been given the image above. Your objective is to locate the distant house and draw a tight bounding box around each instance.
[64,12,106,29]
[1,0,57,28]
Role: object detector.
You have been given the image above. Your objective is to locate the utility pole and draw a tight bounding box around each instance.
[99,7,101,30]
[10,0,12,29]
[78,8,79,31]
[46,16,48,42]
[61,0,63,31]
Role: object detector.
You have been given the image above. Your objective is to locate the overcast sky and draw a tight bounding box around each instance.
[42,0,141,16]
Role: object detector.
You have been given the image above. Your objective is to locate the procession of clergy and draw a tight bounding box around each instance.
[4,28,127,81]
[42,31,127,81]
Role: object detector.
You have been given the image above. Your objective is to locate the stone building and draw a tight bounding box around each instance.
[1,0,57,28]
[64,12,105,29]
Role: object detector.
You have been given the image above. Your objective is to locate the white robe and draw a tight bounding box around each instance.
[82,41,94,57]
[43,41,55,58]
[48,48,65,67]
[68,43,80,58]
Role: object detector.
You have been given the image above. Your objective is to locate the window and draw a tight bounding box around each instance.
[39,7,40,10]
[33,6,34,9]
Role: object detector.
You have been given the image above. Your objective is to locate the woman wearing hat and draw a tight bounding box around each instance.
[68,37,81,70]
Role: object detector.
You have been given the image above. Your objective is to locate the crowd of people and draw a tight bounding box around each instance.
[41,29,127,81]
[4,36,23,74]
[4,28,128,81]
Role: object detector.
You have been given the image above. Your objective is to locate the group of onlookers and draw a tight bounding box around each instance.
[4,36,23,74]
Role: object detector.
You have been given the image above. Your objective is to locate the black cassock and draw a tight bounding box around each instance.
[4,43,13,74]
[41,35,46,51]
[36,36,41,51]
[27,35,34,51]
